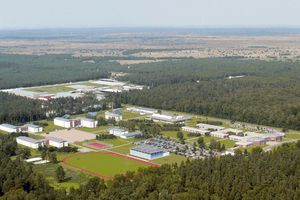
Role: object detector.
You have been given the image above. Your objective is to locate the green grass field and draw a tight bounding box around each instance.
[161,131,190,140]
[38,120,63,133]
[110,143,135,154]
[154,154,188,165]
[219,139,236,148]
[285,133,300,140]
[123,111,143,120]
[65,152,151,177]
[76,125,111,133]
[26,85,74,94]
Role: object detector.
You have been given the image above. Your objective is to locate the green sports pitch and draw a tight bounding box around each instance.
[62,151,160,179]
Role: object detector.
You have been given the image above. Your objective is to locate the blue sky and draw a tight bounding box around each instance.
[0,0,299,29]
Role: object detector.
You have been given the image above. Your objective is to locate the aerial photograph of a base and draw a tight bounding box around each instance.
[1,0,300,199]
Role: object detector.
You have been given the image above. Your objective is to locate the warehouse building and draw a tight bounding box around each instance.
[130,144,169,160]
[235,141,253,148]
[16,136,44,149]
[47,137,68,148]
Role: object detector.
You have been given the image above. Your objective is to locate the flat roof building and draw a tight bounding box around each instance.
[26,124,43,133]
[130,144,169,160]
[109,127,142,139]
[80,117,98,128]
[150,113,191,124]
[0,124,19,133]
[16,136,44,149]
[196,123,225,131]
[105,109,123,122]
[246,137,266,146]
[182,126,209,136]
[47,137,68,148]
[126,106,158,115]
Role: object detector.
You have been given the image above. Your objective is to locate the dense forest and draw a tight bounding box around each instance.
[1,132,300,199]
[2,55,300,129]
[0,54,121,89]
[117,58,300,130]
[0,92,107,124]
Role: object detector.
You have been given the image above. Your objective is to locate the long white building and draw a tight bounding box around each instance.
[150,113,191,124]
[16,136,44,149]
[196,123,225,131]
[182,126,208,136]
[126,106,158,115]
[0,124,19,133]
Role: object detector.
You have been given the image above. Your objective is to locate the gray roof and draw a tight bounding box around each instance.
[0,123,17,129]
[105,111,121,117]
[131,144,165,154]
[17,136,40,144]
[80,117,96,122]
[109,127,127,132]
[48,137,66,143]
[26,124,41,128]
[123,131,142,137]
[247,137,266,142]
[54,117,70,122]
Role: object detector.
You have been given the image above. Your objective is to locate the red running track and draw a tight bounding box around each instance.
[62,151,161,180]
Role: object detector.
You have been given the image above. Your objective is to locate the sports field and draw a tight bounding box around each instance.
[62,151,160,179]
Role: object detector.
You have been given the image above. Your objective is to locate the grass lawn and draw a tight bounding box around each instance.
[110,143,135,154]
[64,152,151,177]
[123,111,143,120]
[26,85,74,94]
[33,163,90,190]
[161,131,189,140]
[38,120,63,133]
[154,154,188,165]
[100,138,131,147]
[219,139,236,148]
[285,133,300,140]
[76,125,111,133]
[0,130,7,134]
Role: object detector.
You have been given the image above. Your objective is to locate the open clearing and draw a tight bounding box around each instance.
[62,151,160,179]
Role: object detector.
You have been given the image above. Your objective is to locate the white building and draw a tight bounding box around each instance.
[48,137,68,148]
[0,124,19,133]
[54,117,72,128]
[26,124,43,133]
[196,123,224,131]
[229,135,245,142]
[150,113,191,124]
[16,136,44,149]
[108,127,142,139]
[211,131,229,138]
[182,126,208,136]
[126,106,158,115]
[53,117,80,128]
[105,109,123,122]
[130,144,169,160]
[80,118,98,128]
[235,141,253,148]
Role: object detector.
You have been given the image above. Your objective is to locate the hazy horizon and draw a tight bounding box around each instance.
[0,0,300,30]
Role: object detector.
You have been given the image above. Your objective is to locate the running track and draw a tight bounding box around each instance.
[62,151,161,179]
